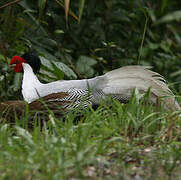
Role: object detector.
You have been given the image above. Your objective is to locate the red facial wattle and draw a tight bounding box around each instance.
[10,56,27,72]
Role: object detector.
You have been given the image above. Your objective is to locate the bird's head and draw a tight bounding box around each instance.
[10,52,41,73]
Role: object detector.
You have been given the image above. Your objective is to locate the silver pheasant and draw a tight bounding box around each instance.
[10,53,180,111]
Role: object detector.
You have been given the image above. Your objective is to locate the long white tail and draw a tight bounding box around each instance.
[100,66,180,111]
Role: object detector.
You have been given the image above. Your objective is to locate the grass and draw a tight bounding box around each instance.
[0,95,181,180]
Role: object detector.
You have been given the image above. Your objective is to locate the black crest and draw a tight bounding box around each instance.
[21,52,41,73]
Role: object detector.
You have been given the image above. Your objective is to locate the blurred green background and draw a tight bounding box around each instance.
[0,0,181,101]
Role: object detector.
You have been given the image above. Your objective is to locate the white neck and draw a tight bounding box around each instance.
[21,64,99,103]
[22,63,42,103]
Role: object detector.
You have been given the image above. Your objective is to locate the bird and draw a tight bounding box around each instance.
[9,52,180,111]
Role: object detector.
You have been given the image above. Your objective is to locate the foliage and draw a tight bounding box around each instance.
[0,97,181,179]
[0,0,181,100]
[0,1,181,178]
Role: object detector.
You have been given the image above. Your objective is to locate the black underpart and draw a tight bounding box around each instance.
[21,52,41,73]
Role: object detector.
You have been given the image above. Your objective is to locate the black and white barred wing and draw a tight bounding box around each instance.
[46,88,93,110]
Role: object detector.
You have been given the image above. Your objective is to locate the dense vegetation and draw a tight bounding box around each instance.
[0,0,181,179]
[0,98,181,179]
[0,0,181,99]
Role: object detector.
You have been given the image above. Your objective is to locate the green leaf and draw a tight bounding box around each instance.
[55,30,64,34]
[76,56,97,77]
[156,10,181,24]
[78,0,85,23]
[170,70,181,77]
[13,73,23,91]
[148,43,159,50]
[40,56,77,81]
[51,62,64,79]
[38,0,47,18]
